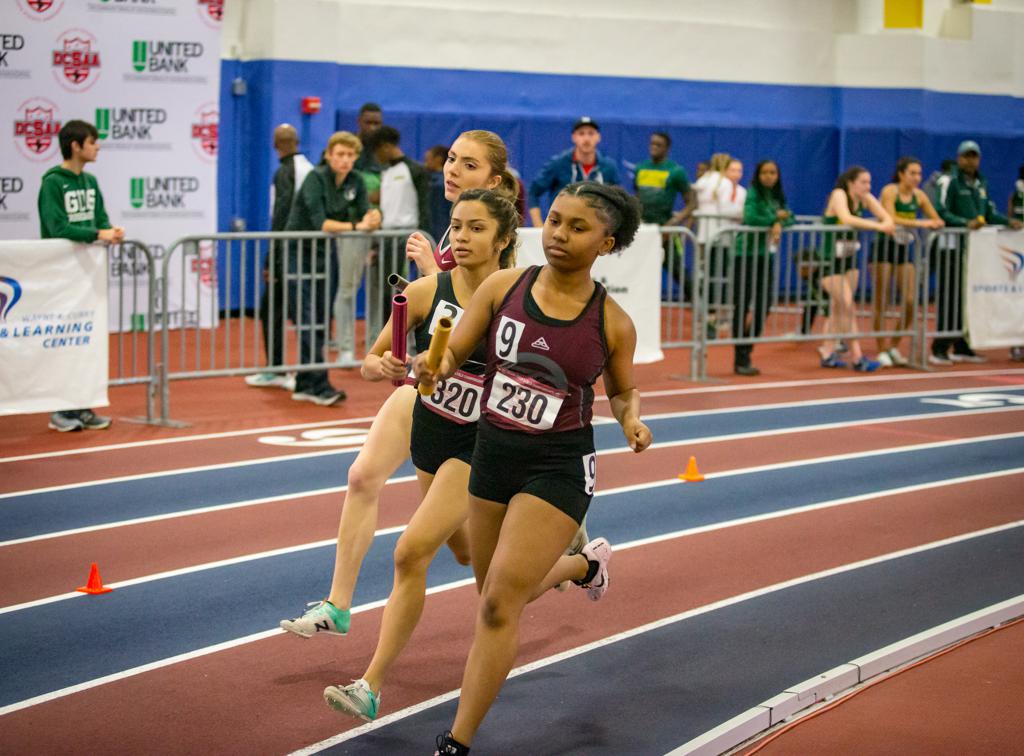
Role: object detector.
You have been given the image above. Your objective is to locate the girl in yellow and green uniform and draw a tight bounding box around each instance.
[870,157,944,367]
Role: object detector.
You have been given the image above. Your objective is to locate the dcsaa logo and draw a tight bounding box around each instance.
[51,29,100,92]
[13,98,61,161]
[196,0,223,26]
[17,0,65,21]
[190,105,218,160]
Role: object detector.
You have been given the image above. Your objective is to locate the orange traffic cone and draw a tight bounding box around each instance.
[76,562,113,594]
[678,455,705,482]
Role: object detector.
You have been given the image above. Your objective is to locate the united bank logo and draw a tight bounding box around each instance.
[130,176,200,211]
[17,0,65,21]
[51,29,101,92]
[999,247,1024,282]
[0,176,26,212]
[13,98,61,161]
[96,106,168,144]
[132,39,203,75]
[0,33,30,79]
[0,276,23,323]
[190,105,218,160]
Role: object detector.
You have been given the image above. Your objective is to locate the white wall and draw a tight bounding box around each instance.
[223,0,1024,96]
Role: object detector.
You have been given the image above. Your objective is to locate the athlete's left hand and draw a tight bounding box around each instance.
[623,419,652,453]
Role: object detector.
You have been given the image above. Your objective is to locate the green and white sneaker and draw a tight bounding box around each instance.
[280,599,350,638]
[324,679,380,722]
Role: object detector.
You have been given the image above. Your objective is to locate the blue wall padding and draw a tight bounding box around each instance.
[217,59,1024,310]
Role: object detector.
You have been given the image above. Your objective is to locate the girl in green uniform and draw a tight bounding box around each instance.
[871,157,944,367]
[818,166,895,372]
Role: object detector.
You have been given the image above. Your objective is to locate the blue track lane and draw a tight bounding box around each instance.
[0,436,1022,707]
[3,387,1023,541]
[328,525,1024,755]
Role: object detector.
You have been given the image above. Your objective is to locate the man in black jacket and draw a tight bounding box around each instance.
[247,124,314,391]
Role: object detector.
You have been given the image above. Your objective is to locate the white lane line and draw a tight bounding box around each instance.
[292,518,1024,753]
[5,504,1022,723]
[0,415,379,464]
[0,575,477,719]
[4,449,1021,617]
[5,386,1024,501]
[0,448,345,501]
[4,411,1019,549]
[4,370,1020,465]
[669,595,1024,755]
[0,475,418,548]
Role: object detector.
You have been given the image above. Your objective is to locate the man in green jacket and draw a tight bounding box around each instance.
[931,140,1022,364]
[37,119,125,432]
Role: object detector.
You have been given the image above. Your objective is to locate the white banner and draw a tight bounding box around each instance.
[966,229,1024,348]
[516,225,664,364]
[0,0,222,332]
[0,239,109,414]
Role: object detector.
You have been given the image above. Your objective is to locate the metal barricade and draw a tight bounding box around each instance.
[158,229,425,424]
[107,239,159,423]
[695,223,930,377]
[919,227,972,366]
[658,225,703,379]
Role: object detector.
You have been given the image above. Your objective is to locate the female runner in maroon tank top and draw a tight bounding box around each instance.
[416,183,653,755]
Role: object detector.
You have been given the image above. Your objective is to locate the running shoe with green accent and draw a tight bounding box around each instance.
[280,600,350,638]
[324,679,380,722]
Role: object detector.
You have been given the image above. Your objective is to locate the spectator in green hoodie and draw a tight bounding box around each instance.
[37,119,124,433]
[931,140,1023,364]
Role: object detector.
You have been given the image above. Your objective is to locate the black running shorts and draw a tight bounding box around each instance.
[468,416,596,524]
[410,398,477,475]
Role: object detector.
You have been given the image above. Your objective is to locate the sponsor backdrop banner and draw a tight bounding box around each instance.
[966,229,1024,349]
[1,0,222,332]
[516,226,664,364]
[0,240,108,414]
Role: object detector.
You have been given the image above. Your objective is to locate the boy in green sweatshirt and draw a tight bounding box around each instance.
[37,119,125,432]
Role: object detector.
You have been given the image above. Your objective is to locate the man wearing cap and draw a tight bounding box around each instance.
[930,140,1023,364]
[527,116,619,227]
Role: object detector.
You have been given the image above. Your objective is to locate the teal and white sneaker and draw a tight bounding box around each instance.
[324,679,380,722]
[280,600,350,638]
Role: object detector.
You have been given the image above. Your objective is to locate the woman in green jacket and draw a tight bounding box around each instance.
[732,160,793,375]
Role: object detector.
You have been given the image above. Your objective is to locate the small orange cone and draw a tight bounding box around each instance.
[678,455,705,482]
[76,562,113,594]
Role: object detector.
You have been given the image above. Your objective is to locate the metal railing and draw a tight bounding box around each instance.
[107,239,159,422]
[157,229,425,423]
[684,223,975,378]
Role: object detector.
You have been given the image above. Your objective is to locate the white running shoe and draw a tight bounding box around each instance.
[580,537,612,601]
[246,372,293,390]
[280,600,350,638]
[324,679,380,722]
[887,347,908,366]
[876,351,893,368]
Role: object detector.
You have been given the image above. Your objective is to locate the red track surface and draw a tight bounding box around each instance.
[1,341,1022,754]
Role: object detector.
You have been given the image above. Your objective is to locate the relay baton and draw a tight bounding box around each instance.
[390,294,408,387]
[388,273,410,292]
[418,316,453,396]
